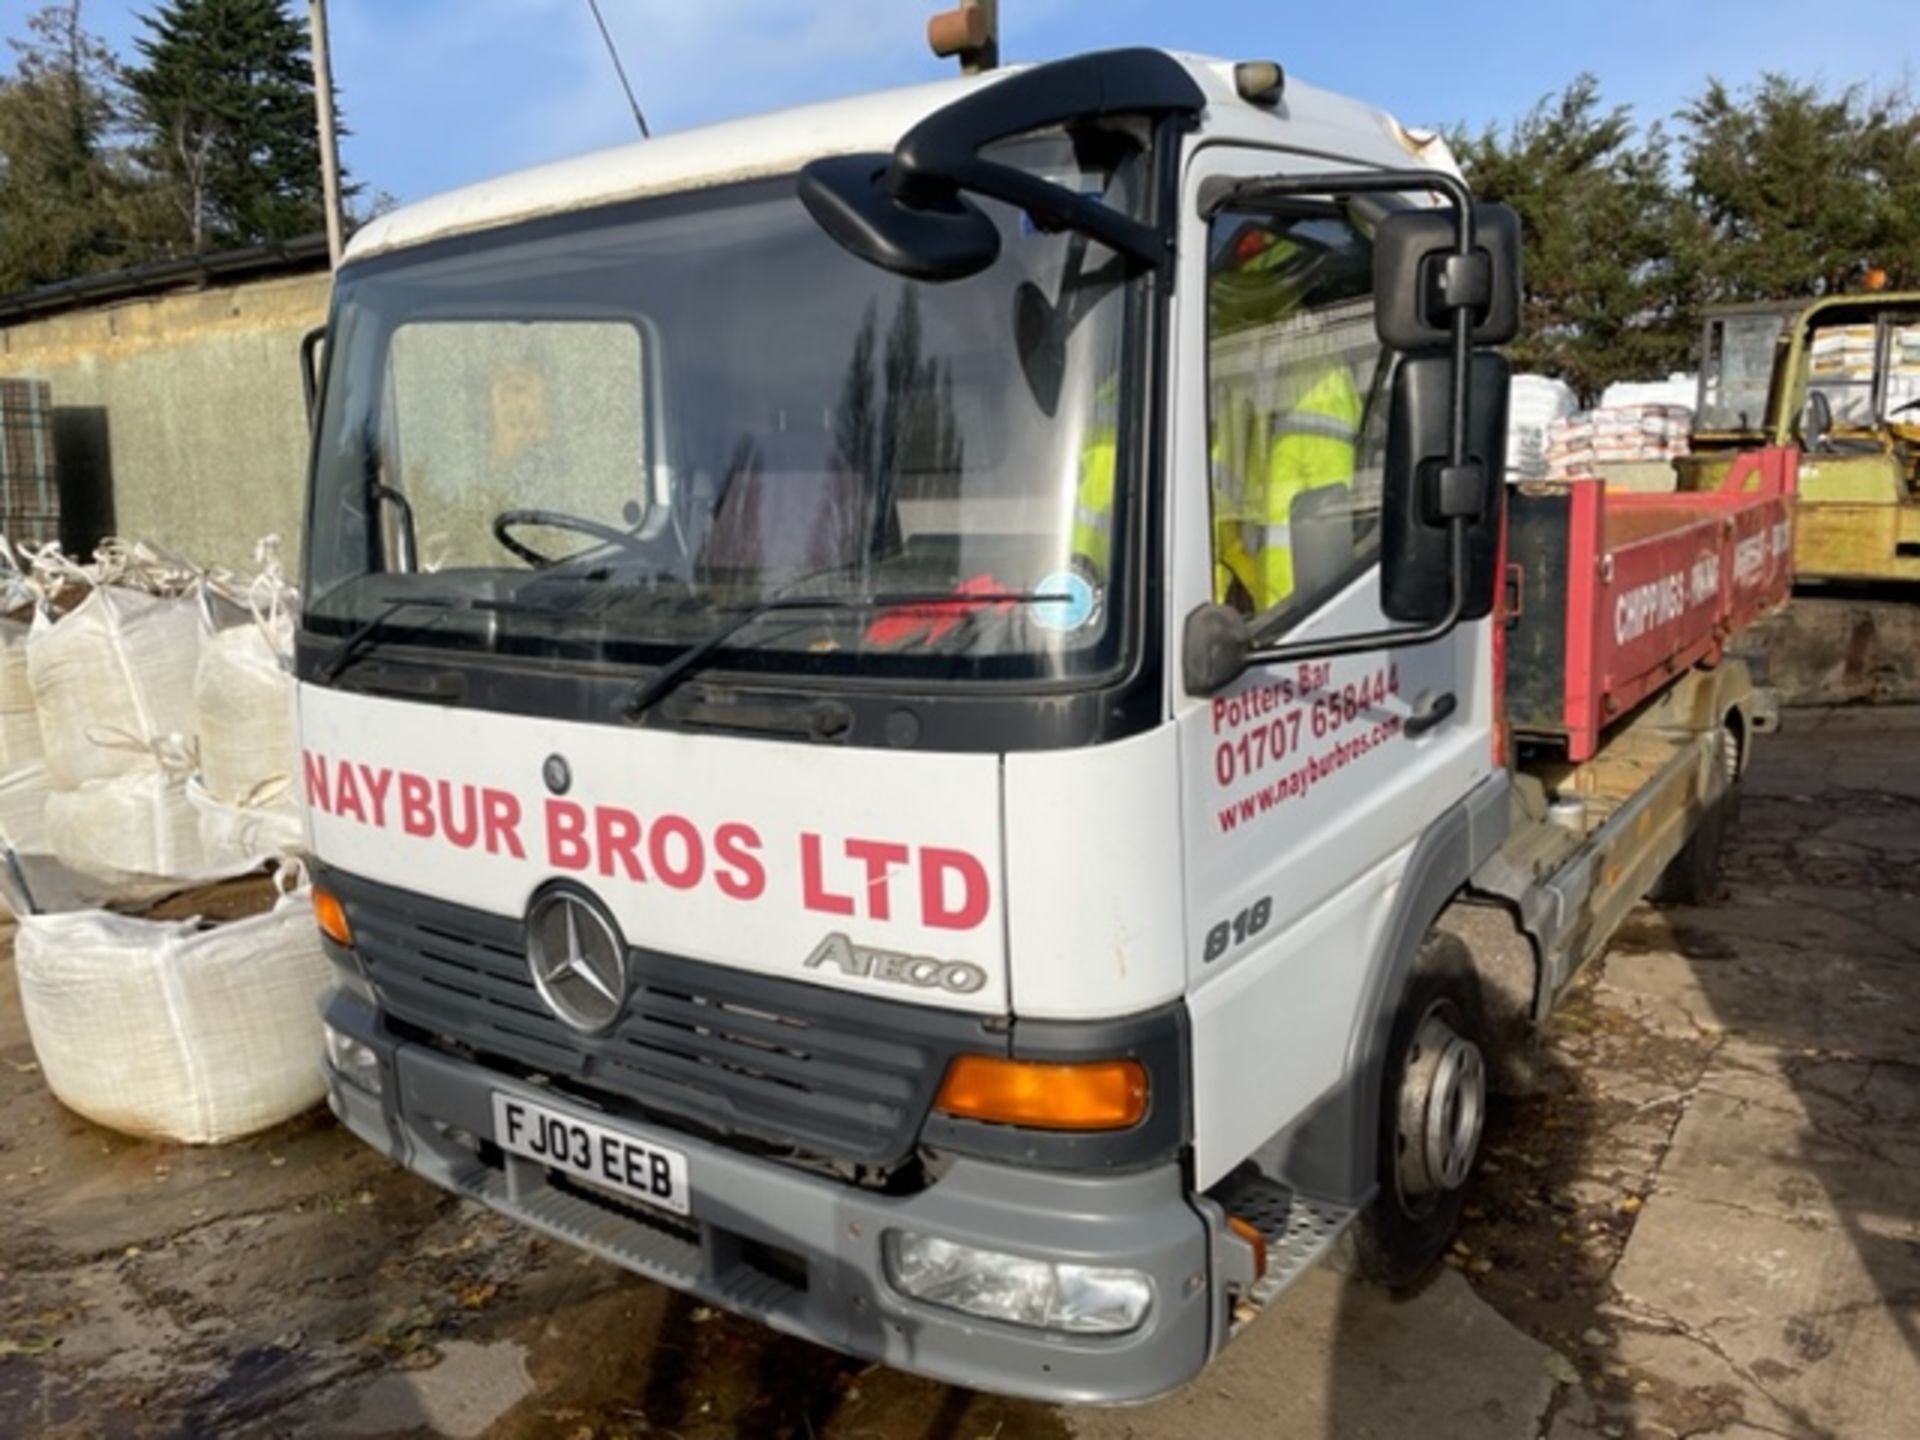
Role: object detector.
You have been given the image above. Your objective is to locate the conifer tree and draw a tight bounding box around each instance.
[125,0,342,251]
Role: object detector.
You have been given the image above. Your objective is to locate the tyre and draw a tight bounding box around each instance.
[1651,722,1741,906]
[1353,931,1490,1291]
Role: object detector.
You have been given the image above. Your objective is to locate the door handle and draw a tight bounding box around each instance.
[1404,692,1457,737]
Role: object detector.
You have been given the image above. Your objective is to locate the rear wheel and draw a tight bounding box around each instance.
[1354,932,1489,1290]
[1652,721,1741,906]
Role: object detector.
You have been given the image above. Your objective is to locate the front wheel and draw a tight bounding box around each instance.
[1353,931,1490,1290]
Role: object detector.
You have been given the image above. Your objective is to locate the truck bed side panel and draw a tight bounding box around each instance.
[1508,446,1795,758]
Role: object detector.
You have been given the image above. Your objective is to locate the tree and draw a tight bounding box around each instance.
[1681,75,1920,299]
[1453,77,1696,402]
[0,2,144,290]
[124,0,339,252]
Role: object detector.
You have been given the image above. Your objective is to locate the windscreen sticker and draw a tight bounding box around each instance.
[1030,568,1099,632]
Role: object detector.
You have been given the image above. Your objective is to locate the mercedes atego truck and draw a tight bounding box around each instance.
[304,49,1791,1401]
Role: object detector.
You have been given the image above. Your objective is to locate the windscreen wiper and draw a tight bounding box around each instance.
[622,588,1066,721]
[315,595,470,682]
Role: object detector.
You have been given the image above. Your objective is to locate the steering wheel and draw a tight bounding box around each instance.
[492,508,653,568]
[1892,396,1920,418]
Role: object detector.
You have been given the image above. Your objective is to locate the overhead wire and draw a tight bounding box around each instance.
[584,0,651,138]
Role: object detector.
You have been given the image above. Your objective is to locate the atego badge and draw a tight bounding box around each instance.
[803,932,988,995]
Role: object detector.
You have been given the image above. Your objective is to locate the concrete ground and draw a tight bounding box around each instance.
[2,709,1916,1440]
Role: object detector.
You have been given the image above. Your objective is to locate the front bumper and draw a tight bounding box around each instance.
[323,990,1216,1403]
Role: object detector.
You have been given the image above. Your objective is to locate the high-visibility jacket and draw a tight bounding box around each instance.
[1071,378,1121,576]
[1219,359,1362,610]
[1075,364,1361,607]
[1207,232,1365,610]
[1073,231,1364,605]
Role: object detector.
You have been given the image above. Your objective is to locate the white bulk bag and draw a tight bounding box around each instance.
[27,584,202,790]
[0,762,123,915]
[187,774,304,871]
[13,881,332,1144]
[195,598,296,806]
[0,760,50,854]
[0,619,44,770]
[45,765,209,884]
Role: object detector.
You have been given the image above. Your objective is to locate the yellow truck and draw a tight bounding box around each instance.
[1691,292,1920,584]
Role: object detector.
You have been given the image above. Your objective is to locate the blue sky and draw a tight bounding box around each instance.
[24,1,1920,204]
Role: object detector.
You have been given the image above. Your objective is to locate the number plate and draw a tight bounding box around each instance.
[490,1092,690,1216]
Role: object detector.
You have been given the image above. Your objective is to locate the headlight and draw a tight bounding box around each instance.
[883,1231,1152,1335]
[324,1025,383,1096]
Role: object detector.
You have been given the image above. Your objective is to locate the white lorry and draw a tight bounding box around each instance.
[304,49,1791,1401]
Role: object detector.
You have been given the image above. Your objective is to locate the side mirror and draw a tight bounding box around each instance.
[1373,204,1523,352]
[300,323,327,428]
[798,154,1002,282]
[1183,603,1250,696]
[1380,352,1511,624]
[1802,387,1832,452]
[1180,171,1523,690]
[796,49,1204,282]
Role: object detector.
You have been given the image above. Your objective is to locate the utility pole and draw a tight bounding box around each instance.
[928,0,999,74]
[307,0,346,266]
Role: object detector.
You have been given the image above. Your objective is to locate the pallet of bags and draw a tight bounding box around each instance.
[1545,403,1694,480]
[192,541,303,871]
[24,541,211,895]
[12,868,333,1143]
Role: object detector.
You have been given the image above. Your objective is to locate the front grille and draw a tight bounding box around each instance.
[326,868,1000,1167]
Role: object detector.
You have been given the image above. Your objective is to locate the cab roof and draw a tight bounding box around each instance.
[344,50,1454,265]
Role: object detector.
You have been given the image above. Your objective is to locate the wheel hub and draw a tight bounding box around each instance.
[1395,1006,1486,1200]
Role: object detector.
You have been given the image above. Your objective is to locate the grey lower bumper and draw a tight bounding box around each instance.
[323,991,1215,1403]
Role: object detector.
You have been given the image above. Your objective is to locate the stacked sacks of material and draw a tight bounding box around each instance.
[1599,373,1699,413]
[27,543,210,891]
[0,573,59,906]
[6,536,330,1145]
[190,547,303,870]
[1890,325,1920,416]
[1808,323,1879,425]
[1506,375,1579,481]
[1544,403,1694,480]
[0,547,114,912]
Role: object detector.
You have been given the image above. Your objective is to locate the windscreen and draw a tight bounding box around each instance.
[1696,310,1788,432]
[305,132,1145,687]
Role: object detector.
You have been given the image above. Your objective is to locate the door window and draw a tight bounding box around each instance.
[1205,208,1387,625]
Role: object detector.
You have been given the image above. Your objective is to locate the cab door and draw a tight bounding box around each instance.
[1168,147,1500,1189]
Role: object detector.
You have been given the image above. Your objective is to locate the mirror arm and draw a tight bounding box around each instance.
[1238,518,1468,670]
[929,159,1168,269]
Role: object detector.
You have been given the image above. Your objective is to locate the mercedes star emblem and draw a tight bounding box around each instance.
[526,890,628,1033]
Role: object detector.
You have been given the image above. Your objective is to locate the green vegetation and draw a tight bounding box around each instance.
[1455,73,1920,401]
[127,0,340,253]
[0,0,342,292]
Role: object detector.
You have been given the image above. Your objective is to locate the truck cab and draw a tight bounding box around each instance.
[305,49,1775,1402]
